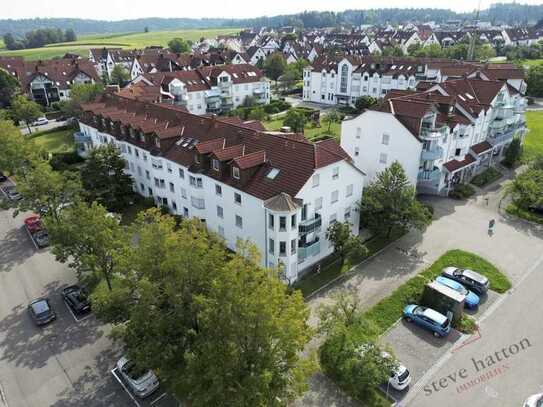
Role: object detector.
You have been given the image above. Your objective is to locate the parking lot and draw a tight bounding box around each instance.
[0,180,178,407]
[380,290,501,403]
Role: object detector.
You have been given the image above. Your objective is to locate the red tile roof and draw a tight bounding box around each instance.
[233,150,266,170]
[470,141,493,155]
[213,144,245,161]
[443,154,477,173]
[195,138,225,154]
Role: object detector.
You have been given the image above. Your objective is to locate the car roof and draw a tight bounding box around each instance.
[30,299,50,313]
[436,276,462,289]
[462,269,488,283]
[422,307,447,324]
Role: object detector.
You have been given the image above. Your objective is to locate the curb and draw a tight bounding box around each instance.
[305,235,406,300]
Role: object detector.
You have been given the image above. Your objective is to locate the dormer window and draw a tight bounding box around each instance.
[212,159,220,171]
[139,133,145,143]
[155,138,160,148]
[232,166,240,179]
[195,154,200,164]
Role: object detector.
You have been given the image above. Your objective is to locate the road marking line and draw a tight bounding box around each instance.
[402,252,543,406]
[23,226,39,251]
[111,368,141,407]
[0,381,8,407]
[150,392,167,406]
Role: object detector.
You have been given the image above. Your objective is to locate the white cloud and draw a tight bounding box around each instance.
[3,0,543,20]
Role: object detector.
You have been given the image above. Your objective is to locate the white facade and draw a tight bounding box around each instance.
[78,122,364,283]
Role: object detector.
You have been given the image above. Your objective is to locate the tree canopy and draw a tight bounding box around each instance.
[264,53,288,82]
[527,63,543,97]
[283,109,307,133]
[168,37,192,53]
[0,68,20,108]
[109,65,130,86]
[10,95,42,133]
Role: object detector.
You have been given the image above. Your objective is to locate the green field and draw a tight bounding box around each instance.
[0,28,241,60]
[29,128,75,154]
[521,59,543,68]
[525,110,543,161]
[263,115,342,141]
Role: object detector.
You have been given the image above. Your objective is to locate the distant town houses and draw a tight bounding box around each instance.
[0,56,100,105]
[76,93,363,283]
[122,63,270,115]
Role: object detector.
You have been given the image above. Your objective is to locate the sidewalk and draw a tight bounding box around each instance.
[296,183,543,406]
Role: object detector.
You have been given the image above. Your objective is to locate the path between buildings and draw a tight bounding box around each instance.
[295,177,543,406]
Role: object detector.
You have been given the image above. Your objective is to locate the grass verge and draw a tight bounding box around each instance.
[524,111,543,162]
[294,228,406,297]
[506,203,543,225]
[470,167,503,187]
[29,128,75,154]
[363,249,510,336]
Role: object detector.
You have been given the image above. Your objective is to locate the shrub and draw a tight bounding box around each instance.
[454,315,477,334]
[49,151,84,171]
[470,167,502,187]
[449,184,476,199]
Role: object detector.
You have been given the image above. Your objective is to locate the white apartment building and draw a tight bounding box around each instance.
[129,64,270,115]
[341,77,527,196]
[77,94,364,283]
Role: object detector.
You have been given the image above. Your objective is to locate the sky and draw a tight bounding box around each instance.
[3,0,543,20]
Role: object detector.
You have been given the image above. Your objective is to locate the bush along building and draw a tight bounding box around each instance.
[76,94,364,282]
[340,75,527,196]
[121,64,270,115]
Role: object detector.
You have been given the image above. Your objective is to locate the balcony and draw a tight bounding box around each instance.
[490,119,507,131]
[299,213,322,235]
[420,125,445,140]
[418,168,441,183]
[421,146,443,161]
[74,131,91,144]
[298,239,321,262]
[488,129,515,146]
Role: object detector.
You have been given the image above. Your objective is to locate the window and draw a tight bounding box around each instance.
[382,133,390,145]
[181,188,187,199]
[191,197,205,209]
[279,241,287,256]
[340,64,349,93]
[354,147,360,157]
[212,159,220,171]
[179,168,185,179]
[183,207,189,217]
[172,201,177,211]
[194,154,200,164]
[235,215,243,228]
[135,149,140,158]
[315,197,323,211]
[301,204,308,221]
[379,153,388,164]
[128,146,132,154]
[269,214,275,229]
[234,193,242,205]
[291,239,297,254]
[329,213,337,224]
[312,174,320,187]
[291,214,297,228]
[140,182,144,192]
[169,182,174,193]
[218,226,225,237]
[455,148,461,156]
[215,184,222,196]
[190,176,203,188]
[269,238,275,254]
[356,127,361,139]
[279,216,287,231]
[145,170,150,180]
[346,184,353,197]
[345,206,351,220]
[332,167,339,180]
[137,166,142,176]
[166,163,172,173]
[216,205,224,218]
[232,166,240,179]
[331,190,339,203]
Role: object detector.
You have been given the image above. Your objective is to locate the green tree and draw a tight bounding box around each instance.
[527,63,543,97]
[248,106,266,121]
[0,68,20,107]
[64,28,77,42]
[0,119,40,175]
[503,137,523,168]
[326,221,368,265]
[413,43,444,58]
[382,45,404,57]
[45,201,126,290]
[168,37,191,53]
[321,110,341,132]
[358,161,432,238]
[10,95,42,133]
[64,82,104,118]
[354,96,377,113]
[264,53,288,83]
[283,109,307,133]
[80,144,134,211]
[110,65,130,86]
[509,168,543,210]
[474,44,497,61]
[279,66,299,92]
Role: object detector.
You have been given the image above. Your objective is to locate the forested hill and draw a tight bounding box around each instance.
[2,3,543,36]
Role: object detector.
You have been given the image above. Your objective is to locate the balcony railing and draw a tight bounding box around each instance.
[74,131,91,144]
[490,119,507,131]
[421,146,443,161]
[488,129,515,146]
[420,125,446,140]
[418,168,441,182]
[299,213,322,235]
[298,239,321,262]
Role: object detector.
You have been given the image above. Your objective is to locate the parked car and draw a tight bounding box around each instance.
[32,117,48,126]
[62,285,91,315]
[403,304,452,337]
[24,215,43,234]
[0,172,7,182]
[441,267,489,295]
[435,276,480,309]
[2,185,22,201]
[524,393,543,407]
[33,229,50,248]
[382,351,411,391]
[117,357,159,398]
[28,298,56,326]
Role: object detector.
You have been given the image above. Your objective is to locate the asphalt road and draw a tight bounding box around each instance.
[405,252,543,407]
[0,196,136,406]
[20,120,67,136]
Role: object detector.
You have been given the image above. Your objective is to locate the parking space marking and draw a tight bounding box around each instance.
[23,226,40,251]
[111,368,141,407]
[149,392,167,406]
[63,300,93,323]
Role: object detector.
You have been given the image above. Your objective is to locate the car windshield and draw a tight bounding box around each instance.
[413,306,425,316]
[31,301,50,315]
[441,318,450,328]
[455,284,468,295]
[453,268,464,277]
[398,368,410,381]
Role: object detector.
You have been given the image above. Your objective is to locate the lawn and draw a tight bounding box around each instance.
[29,128,75,154]
[363,249,511,336]
[263,115,341,141]
[524,111,543,162]
[521,59,543,68]
[0,28,241,60]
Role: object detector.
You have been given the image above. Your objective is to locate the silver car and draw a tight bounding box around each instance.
[116,357,159,398]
